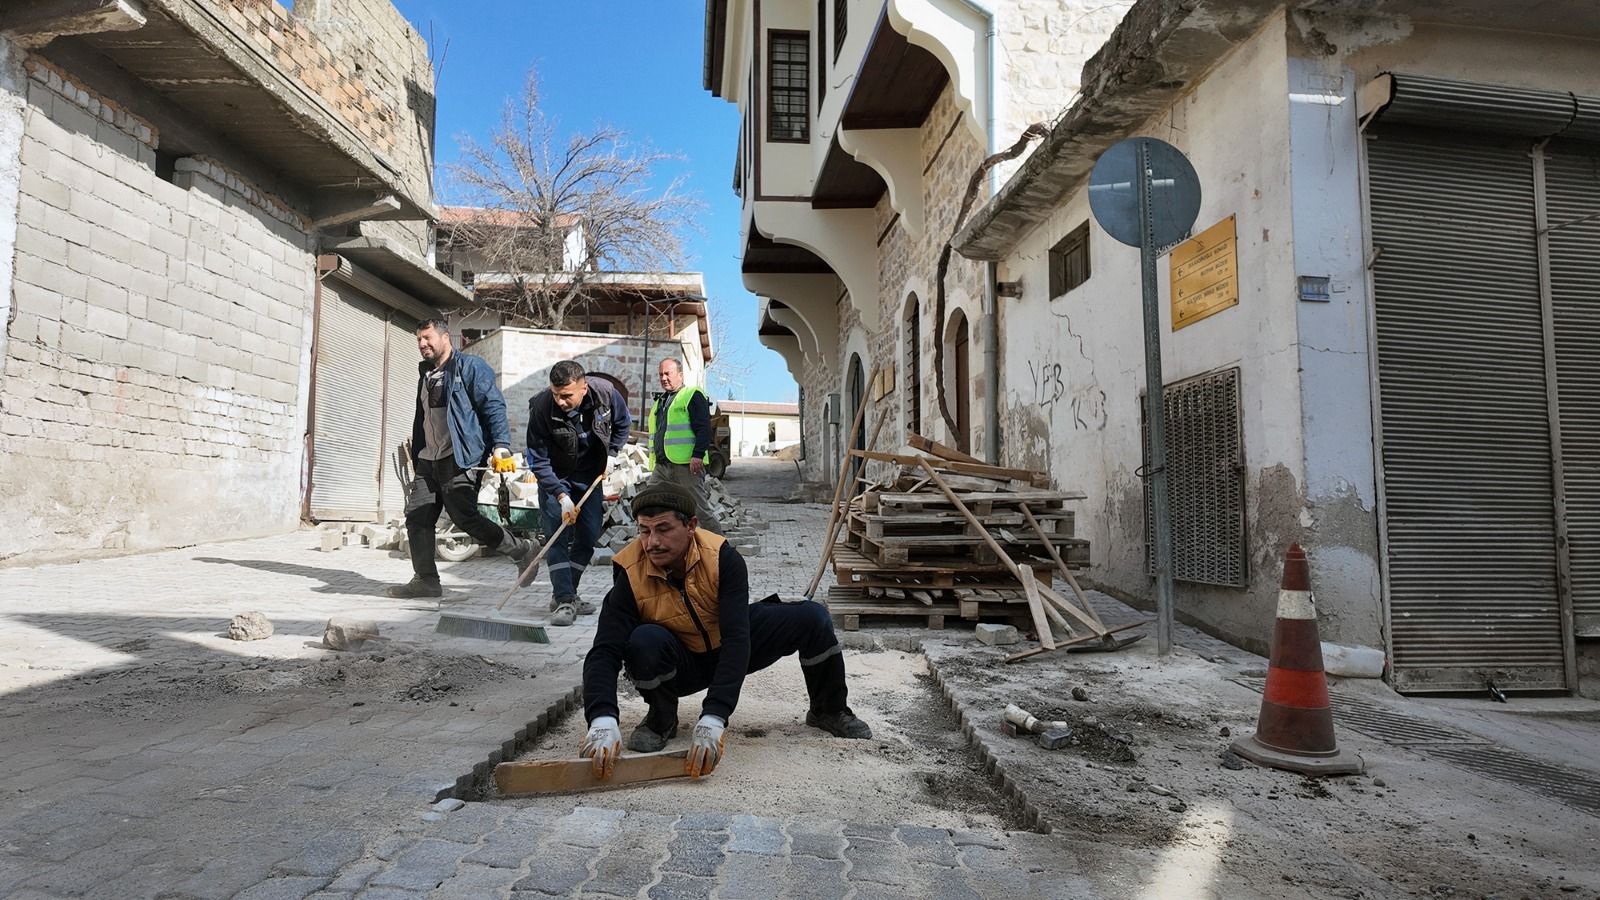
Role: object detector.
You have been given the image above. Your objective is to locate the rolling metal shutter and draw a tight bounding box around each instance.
[380,315,419,521]
[310,282,387,521]
[1548,147,1600,635]
[1368,132,1567,691]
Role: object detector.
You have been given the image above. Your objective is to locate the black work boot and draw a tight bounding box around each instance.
[627,701,680,752]
[807,709,873,739]
[385,577,442,599]
[505,536,538,584]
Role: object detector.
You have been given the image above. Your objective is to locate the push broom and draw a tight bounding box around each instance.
[435,478,605,642]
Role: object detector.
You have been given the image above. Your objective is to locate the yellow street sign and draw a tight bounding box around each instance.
[1170,215,1238,331]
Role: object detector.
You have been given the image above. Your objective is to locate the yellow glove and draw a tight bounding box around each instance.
[491,448,516,473]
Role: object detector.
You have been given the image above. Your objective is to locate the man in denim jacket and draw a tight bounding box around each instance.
[525,360,632,626]
[387,319,537,599]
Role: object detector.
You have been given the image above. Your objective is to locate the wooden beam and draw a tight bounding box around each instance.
[907,431,982,464]
[805,368,883,599]
[847,449,1049,485]
[495,750,692,796]
[1003,620,1150,664]
[916,460,1055,651]
[1020,504,1107,632]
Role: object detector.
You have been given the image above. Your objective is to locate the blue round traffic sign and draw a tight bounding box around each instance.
[1088,138,1201,249]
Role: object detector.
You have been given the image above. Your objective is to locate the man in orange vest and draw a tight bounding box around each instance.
[578,481,872,779]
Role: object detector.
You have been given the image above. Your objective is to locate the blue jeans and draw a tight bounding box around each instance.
[539,482,605,602]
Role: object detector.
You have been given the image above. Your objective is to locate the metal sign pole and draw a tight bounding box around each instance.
[1136,139,1176,657]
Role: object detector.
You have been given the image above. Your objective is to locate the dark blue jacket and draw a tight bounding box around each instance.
[524,379,631,497]
[409,351,510,471]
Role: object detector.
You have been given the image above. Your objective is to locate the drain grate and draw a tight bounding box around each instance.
[1234,677,1482,744]
[1425,744,1600,818]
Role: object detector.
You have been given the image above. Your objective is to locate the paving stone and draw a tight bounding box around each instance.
[726,814,786,855]
[842,823,897,842]
[776,854,850,900]
[365,839,472,891]
[371,833,418,862]
[429,861,523,899]
[463,837,537,870]
[658,828,729,878]
[672,812,731,832]
[273,829,368,877]
[843,837,913,886]
[352,888,423,900]
[584,846,664,898]
[324,860,383,893]
[785,828,845,860]
[712,851,788,900]
[950,830,1009,849]
[548,806,625,848]
[896,825,959,867]
[644,872,717,900]
[509,843,592,895]
[231,875,333,900]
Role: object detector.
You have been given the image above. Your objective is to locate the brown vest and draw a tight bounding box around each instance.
[614,530,727,653]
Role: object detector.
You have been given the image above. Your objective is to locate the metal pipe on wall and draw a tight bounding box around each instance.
[983,260,1000,464]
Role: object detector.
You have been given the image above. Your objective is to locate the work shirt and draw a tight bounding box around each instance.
[418,366,454,461]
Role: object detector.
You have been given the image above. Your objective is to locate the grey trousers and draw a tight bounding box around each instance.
[649,461,724,534]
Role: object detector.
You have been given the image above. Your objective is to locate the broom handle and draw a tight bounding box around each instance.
[497,477,605,611]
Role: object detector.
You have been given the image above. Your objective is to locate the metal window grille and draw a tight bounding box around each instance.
[1049,223,1091,298]
[1142,367,1247,587]
[816,0,826,108]
[905,299,921,434]
[834,0,847,59]
[768,32,810,142]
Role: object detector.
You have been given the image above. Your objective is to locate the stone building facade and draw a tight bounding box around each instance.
[705,0,1128,483]
[0,0,463,563]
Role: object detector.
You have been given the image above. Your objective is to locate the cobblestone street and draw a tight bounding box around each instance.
[0,459,1093,899]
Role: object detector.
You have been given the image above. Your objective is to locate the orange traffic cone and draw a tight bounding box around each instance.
[1230,544,1363,776]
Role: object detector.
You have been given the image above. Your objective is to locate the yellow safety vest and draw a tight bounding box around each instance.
[648,386,709,467]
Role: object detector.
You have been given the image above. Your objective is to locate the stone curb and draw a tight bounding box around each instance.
[834,630,1052,834]
[438,682,585,802]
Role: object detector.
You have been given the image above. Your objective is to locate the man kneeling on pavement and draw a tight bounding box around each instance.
[577,481,872,779]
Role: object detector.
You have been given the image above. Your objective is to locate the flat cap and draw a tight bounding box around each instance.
[632,480,698,520]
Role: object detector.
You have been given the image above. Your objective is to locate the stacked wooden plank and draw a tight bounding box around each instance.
[823,440,1090,634]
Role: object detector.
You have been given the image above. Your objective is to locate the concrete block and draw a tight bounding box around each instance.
[975,623,1020,646]
[318,529,342,552]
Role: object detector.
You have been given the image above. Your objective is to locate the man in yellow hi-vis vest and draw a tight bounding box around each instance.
[646,358,723,534]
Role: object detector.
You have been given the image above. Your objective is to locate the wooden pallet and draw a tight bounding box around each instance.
[830,545,1055,585]
[825,586,1030,630]
[850,509,1074,541]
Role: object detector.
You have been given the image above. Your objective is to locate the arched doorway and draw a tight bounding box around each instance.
[586,372,629,404]
[945,311,972,454]
[847,354,866,494]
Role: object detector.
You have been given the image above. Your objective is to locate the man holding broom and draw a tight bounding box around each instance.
[524,360,632,627]
[577,481,872,780]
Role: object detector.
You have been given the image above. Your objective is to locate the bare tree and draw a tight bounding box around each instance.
[445,70,702,329]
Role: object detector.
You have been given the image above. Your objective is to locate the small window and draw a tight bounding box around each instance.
[816,0,827,110]
[460,269,475,287]
[834,0,847,59]
[767,422,777,443]
[768,31,810,142]
[1049,223,1091,298]
[904,297,921,435]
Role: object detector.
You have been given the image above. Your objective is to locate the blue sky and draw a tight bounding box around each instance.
[389,0,796,403]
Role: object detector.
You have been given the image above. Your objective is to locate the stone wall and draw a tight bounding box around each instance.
[870,83,989,458]
[469,326,703,450]
[0,35,24,370]
[0,60,314,563]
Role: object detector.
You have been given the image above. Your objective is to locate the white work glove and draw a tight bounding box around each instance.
[685,714,726,778]
[558,493,578,525]
[580,716,623,779]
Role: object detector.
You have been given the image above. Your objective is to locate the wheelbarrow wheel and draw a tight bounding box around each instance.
[437,533,480,562]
